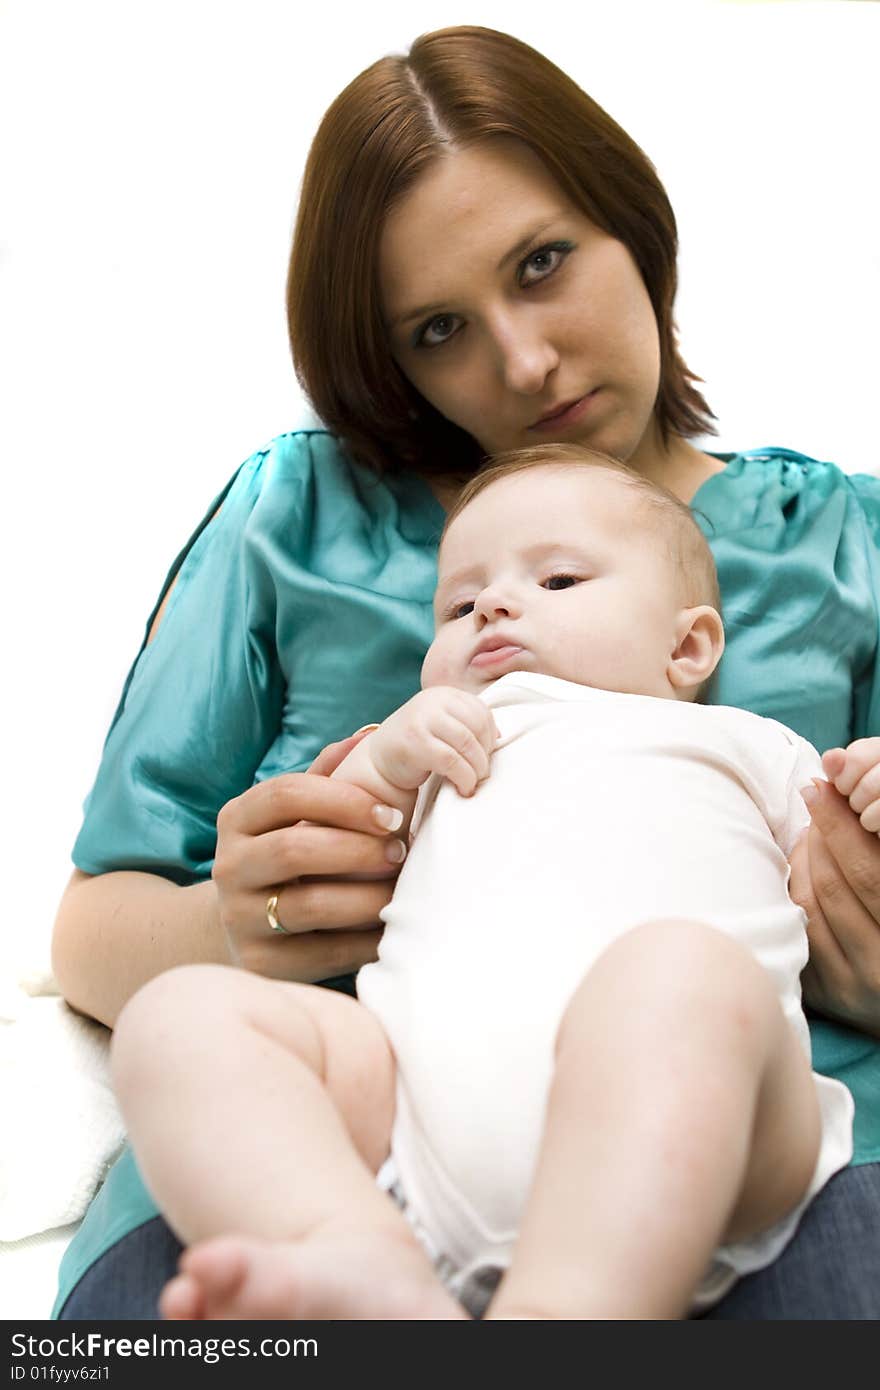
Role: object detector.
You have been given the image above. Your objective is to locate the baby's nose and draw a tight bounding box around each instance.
[475,587,520,622]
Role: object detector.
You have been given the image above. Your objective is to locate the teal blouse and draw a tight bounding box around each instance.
[54,433,880,1314]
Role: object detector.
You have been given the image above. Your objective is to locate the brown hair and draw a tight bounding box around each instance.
[287,25,716,478]
[442,442,721,612]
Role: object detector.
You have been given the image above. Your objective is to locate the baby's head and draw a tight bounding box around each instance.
[421,443,724,702]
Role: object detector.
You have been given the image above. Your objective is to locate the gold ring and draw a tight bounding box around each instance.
[266,893,291,936]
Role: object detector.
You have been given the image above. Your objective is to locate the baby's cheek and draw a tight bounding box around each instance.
[421,640,459,690]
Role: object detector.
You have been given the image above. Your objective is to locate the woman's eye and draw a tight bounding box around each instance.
[416,313,461,350]
[519,242,573,289]
[413,242,572,347]
[543,574,578,591]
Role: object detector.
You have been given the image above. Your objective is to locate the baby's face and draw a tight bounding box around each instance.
[422,467,688,698]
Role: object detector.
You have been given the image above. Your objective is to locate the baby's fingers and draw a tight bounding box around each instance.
[821,748,847,783]
[427,736,481,797]
[846,767,880,831]
[449,692,500,758]
[427,714,494,794]
[823,739,880,832]
[854,795,880,834]
[823,738,880,797]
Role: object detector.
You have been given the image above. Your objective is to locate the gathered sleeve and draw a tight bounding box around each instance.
[70,431,442,886]
[696,451,880,752]
[849,473,880,740]
[72,444,289,884]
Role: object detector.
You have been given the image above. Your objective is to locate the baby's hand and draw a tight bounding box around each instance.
[821,738,880,834]
[369,688,499,797]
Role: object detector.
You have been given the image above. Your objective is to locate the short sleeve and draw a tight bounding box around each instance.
[72,443,290,884]
[695,451,880,751]
[849,474,880,740]
[71,431,444,886]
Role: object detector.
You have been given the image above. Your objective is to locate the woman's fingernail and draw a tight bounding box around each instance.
[373,804,404,831]
[385,838,407,864]
[353,723,380,737]
[800,783,818,809]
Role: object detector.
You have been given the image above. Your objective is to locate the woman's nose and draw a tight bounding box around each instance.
[492,312,559,395]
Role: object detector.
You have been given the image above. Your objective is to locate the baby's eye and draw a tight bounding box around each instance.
[543,574,579,591]
[446,600,475,620]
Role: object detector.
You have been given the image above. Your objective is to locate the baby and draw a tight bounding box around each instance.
[112,443,872,1320]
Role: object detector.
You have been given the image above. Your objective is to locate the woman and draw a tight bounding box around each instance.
[52,26,880,1319]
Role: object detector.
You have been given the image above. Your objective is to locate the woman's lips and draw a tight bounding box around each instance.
[470,644,524,668]
[529,388,601,433]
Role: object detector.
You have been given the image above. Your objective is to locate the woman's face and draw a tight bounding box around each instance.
[380,137,662,466]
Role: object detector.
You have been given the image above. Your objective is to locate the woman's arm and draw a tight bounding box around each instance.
[52,739,404,1028]
[52,869,226,1029]
[52,437,438,1028]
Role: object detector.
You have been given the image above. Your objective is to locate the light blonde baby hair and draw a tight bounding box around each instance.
[441,441,722,614]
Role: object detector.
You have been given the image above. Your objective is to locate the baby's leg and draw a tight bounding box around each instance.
[112,964,465,1320]
[487,920,821,1320]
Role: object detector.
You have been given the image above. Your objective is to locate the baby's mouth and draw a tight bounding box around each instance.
[469,642,525,670]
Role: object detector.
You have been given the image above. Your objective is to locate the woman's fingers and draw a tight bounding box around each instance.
[212,767,406,958]
[220,771,398,840]
[308,726,380,778]
[790,832,849,1012]
[803,822,876,969]
[237,926,384,983]
[792,782,880,1035]
[794,833,871,1029]
[222,821,406,893]
[269,878,394,936]
[804,779,880,928]
[290,927,384,980]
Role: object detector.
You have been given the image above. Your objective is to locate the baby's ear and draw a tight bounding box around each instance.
[667,606,725,692]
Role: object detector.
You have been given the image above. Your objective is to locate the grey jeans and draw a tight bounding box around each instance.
[57,1161,880,1320]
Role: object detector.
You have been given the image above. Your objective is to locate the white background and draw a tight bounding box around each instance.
[1,0,878,978]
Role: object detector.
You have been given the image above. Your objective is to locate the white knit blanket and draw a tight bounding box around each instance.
[0,972,125,1242]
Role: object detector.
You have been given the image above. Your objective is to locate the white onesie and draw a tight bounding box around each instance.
[356,672,854,1310]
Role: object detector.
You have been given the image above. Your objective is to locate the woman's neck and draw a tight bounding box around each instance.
[628,424,726,505]
[418,429,725,514]
[418,471,474,513]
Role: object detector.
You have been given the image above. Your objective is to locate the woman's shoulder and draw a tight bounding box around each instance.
[143,431,362,643]
[695,444,880,537]
[227,428,358,504]
[226,428,428,522]
[199,428,405,550]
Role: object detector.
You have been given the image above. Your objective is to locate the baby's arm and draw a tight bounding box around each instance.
[821,738,880,834]
[331,688,499,835]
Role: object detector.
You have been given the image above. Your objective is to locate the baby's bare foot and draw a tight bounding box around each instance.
[159,1224,468,1321]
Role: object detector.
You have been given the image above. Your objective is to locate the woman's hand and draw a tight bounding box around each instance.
[791,740,880,1037]
[212,729,408,982]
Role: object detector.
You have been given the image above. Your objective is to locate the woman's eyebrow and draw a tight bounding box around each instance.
[494,218,559,273]
[389,219,561,331]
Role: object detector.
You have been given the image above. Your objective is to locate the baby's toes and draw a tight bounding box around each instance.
[159,1272,205,1321]
[177,1237,251,1315]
